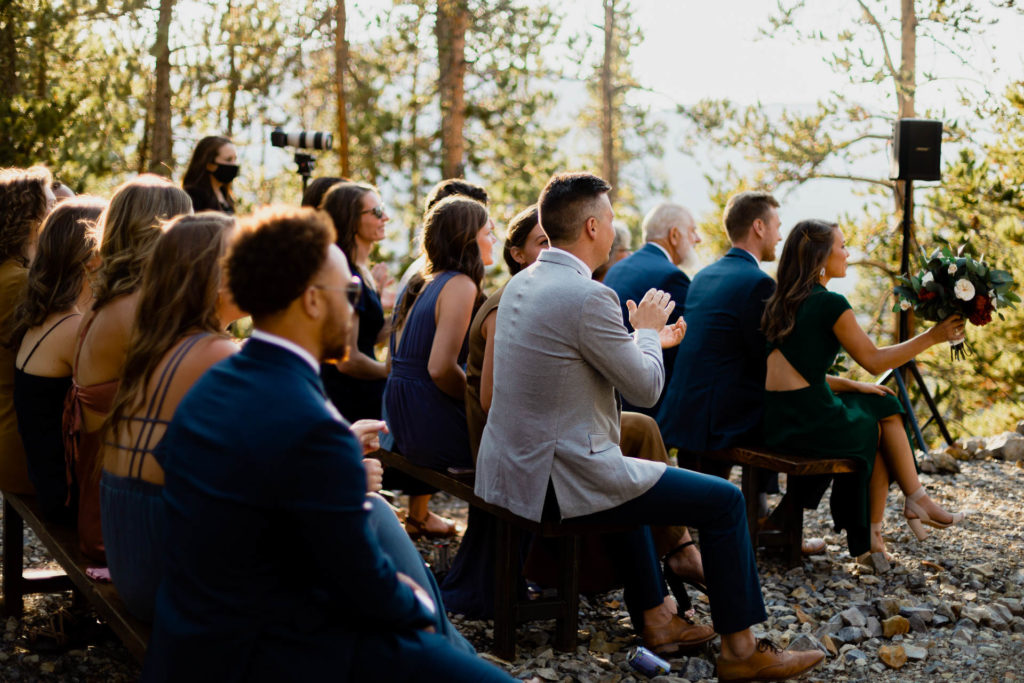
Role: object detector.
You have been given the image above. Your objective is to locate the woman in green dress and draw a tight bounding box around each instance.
[761,219,965,561]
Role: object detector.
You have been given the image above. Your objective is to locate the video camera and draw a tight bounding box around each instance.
[270,128,333,151]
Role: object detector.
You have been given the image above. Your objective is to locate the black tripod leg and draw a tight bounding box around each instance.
[892,366,929,453]
[907,361,955,446]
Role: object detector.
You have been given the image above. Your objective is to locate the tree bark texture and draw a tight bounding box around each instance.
[147,0,175,176]
[334,0,350,178]
[436,0,467,179]
[601,0,617,199]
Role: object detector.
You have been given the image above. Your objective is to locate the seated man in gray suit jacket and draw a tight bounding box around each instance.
[475,173,823,682]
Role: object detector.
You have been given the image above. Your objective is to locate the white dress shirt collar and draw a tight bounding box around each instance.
[250,329,320,374]
[647,241,672,262]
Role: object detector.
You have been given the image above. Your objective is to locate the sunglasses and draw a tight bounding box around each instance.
[361,205,386,219]
[312,276,362,306]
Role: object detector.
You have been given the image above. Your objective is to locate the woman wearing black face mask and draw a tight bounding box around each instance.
[181,136,238,214]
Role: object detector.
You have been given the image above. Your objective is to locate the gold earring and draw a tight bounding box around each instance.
[820,267,826,278]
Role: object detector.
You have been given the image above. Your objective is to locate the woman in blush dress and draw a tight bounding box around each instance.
[68,175,191,562]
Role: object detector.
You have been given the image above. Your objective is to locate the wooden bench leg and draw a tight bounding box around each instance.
[492,517,517,661]
[740,466,760,553]
[782,482,805,567]
[2,495,25,617]
[553,535,580,652]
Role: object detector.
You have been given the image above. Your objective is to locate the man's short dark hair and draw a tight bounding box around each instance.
[226,205,337,319]
[537,172,611,246]
[723,190,779,242]
[424,178,488,211]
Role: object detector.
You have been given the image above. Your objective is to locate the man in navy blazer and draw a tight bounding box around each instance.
[142,206,512,683]
[656,192,826,554]
[604,203,700,416]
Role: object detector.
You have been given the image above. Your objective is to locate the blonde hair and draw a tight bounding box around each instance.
[92,174,192,310]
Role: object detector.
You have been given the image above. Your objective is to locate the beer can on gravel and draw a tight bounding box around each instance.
[627,646,671,677]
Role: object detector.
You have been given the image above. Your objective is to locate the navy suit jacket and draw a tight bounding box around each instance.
[603,242,690,417]
[143,339,433,683]
[657,248,775,451]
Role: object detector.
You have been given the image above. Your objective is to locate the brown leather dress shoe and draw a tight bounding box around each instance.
[801,537,826,555]
[641,615,716,655]
[717,638,825,682]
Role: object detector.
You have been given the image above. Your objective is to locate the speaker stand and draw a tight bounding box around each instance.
[886,177,955,449]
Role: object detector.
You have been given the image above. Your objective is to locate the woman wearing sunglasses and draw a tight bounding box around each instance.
[319,182,392,424]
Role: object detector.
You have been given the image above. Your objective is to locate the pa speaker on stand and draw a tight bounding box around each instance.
[882,118,955,449]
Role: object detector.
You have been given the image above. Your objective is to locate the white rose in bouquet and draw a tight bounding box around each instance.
[900,299,912,311]
[922,272,935,285]
[948,264,957,275]
[954,278,976,301]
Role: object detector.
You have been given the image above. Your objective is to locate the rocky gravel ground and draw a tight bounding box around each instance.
[1,440,1022,682]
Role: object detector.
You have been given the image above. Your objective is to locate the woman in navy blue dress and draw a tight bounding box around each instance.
[319,182,391,421]
[383,196,495,538]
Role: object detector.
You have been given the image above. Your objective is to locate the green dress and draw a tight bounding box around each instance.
[762,285,904,554]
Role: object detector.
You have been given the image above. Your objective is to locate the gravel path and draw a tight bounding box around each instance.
[1,456,1021,682]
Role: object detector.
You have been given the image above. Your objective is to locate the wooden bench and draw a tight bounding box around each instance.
[373,448,631,661]
[1,492,150,663]
[701,447,862,566]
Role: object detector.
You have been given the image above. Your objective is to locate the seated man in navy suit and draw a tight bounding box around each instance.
[604,203,699,417]
[656,191,825,555]
[143,206,515,683]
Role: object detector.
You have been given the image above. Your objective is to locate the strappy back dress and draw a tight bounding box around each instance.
[100,332,210,622]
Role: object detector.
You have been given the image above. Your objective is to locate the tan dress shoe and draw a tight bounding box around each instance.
[641,615,716,655]
[717,639,825,682]
[801,537,826,555]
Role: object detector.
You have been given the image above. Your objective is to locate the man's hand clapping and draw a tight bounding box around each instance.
[658,318,687,349]
[627,288,675,333]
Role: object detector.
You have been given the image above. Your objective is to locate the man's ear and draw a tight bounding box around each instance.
[751,218,765,239]
[301,286,322,320]
[668,226,681,246]
[584,216,598,239]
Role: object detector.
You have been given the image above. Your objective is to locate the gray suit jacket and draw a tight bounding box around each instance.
[474,248,667,522]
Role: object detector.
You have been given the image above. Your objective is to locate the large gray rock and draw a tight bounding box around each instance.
[919,449,961,474]
[841,607,868,628]
[788,634,829,656]
[835,626,866,645]
[986,431,1024,461]
[874,597,902,619]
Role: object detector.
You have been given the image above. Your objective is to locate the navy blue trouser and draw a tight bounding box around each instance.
[562,467,768,635]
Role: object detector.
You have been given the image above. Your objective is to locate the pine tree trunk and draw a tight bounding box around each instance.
[436,0,467,179]
[147,0,175,176]
[335,0,350,178]
[896,0,918,341]
[601,0,617,198]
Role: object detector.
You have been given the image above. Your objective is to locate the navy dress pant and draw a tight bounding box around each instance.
[563,467,768,635]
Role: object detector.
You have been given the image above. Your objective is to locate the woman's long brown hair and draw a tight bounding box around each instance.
[393,196,488,332]
[104,212,235,447]
[761,219,838,344]
[5,196,104,348]
[92,175,192,310]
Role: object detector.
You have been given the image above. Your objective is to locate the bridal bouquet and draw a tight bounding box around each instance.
[893,247,1019,361]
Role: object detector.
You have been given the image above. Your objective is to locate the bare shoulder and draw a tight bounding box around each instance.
[183,335,239,374]
[439,272,477,298]
[89,293,139,343]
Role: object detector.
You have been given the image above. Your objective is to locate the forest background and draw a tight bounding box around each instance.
[2,0,1023,444]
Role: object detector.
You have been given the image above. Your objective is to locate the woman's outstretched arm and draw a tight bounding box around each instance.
[833,310,964,376]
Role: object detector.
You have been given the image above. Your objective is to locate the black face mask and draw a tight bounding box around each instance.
[212,163,239,184]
